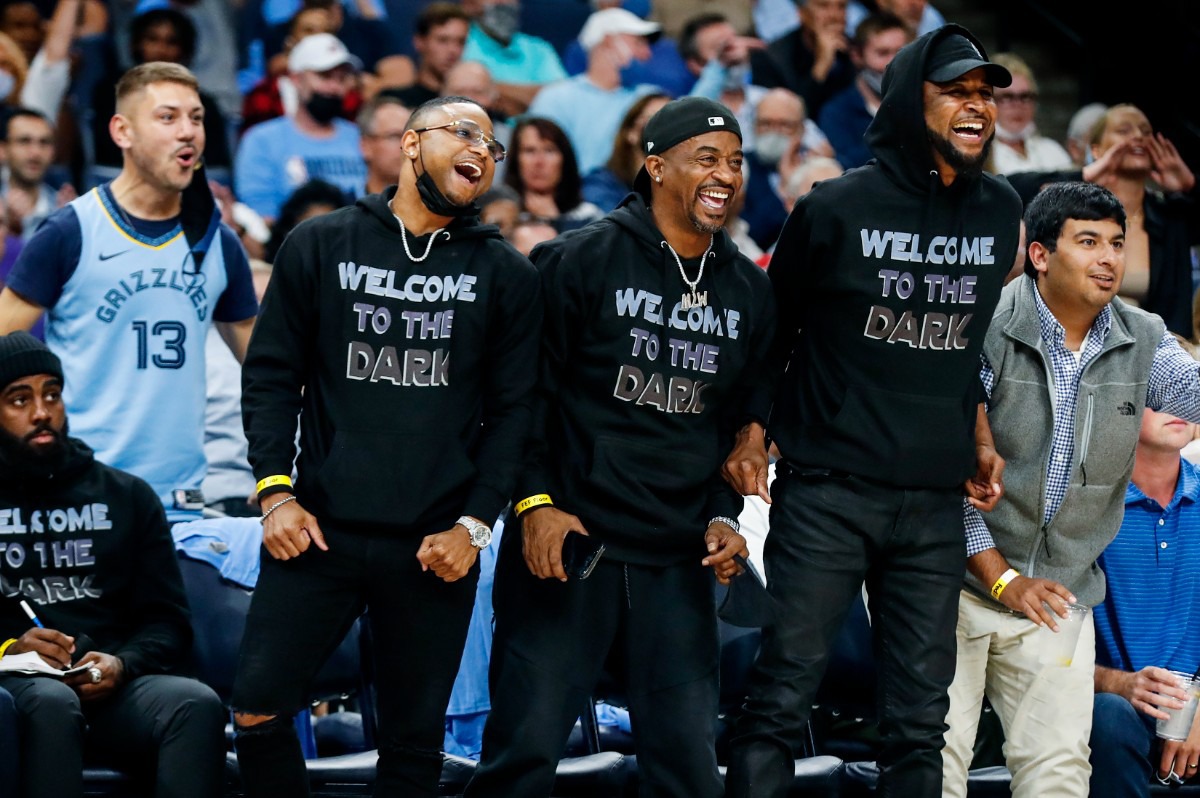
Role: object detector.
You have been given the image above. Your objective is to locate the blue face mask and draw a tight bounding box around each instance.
[0,70,14,102]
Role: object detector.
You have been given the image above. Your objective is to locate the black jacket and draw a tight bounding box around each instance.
[750,29,856,119]
[0,439,191,680]
[753,25,1023,489]
[517,191,776,565]
[242,190,542,534]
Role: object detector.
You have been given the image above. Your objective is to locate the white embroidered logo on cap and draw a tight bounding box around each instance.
[647,142,654,151]
[708,116,724,126]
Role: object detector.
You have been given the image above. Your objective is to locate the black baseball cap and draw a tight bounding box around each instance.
[925,32,1011,87]
[634,97,742,194]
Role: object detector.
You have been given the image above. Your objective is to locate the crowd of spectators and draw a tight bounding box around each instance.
[0,0,1196,794]
[0,0,1189,279]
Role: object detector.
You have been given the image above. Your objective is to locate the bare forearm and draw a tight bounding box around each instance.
[966,546,1012,589]
[974,403,994,449]
[43,0,81,63]
[1095,664,1131,696]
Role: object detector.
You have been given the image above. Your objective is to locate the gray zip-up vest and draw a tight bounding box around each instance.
[964,276,1165,607]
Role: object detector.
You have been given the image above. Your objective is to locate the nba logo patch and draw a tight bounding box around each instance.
[708,116,724,126]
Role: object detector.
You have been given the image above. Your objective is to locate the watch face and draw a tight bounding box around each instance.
[470,526,492,548]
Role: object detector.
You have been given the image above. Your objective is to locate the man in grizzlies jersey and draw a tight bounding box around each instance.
[0,62,257,524]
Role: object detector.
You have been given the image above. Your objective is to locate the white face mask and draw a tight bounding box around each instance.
[755,132,792,167]
[610,35,636,68]
[0,70,15,102]
[998,121,1037,144]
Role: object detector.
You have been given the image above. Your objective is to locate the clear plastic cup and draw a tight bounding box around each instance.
[1038,602,1089,667]
[1156,671,1200,741]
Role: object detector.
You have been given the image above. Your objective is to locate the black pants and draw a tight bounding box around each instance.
[465,529,723,798]
[725,468,965,798]
[0,686,16,798]
[232,528,478,798]
[0,673,226,798]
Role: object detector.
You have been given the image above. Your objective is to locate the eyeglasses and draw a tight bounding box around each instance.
[996,92,1038,105]
[414,119,506,162]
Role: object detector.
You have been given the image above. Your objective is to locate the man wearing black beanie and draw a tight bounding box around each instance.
[0,331,226,798]
[465,96,777,798]
[723,25,1022,798]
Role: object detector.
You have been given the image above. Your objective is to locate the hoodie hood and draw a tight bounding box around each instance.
[866,24,997,194]
[608,186,743,272]
[356,187,505,243]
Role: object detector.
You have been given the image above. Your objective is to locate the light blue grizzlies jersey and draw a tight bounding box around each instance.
[46,189,231,522]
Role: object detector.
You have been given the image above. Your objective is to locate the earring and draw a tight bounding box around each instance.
[655,176,662,183]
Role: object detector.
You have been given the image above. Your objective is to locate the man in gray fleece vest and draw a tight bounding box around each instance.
[941,181,1200,798]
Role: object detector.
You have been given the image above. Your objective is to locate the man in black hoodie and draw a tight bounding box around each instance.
[464,97,775,798]
[0,332,226,798]
[723,26,1022,798]
[233,96,541,797]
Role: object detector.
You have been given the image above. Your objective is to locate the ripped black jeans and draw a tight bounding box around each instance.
[232,526,478,798]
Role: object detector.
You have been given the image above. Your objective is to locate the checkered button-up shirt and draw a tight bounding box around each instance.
[965,286,1200,556]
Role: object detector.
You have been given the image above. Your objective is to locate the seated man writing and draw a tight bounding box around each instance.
[0,331,226,798]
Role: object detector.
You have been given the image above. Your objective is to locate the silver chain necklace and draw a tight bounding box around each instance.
[661,235,714,309]
[394,214,449,262]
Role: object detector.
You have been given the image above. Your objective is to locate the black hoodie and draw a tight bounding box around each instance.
[242,190,541,534]
[0,438,192,680]
[752,25,1022,489]
[517,191,776,565]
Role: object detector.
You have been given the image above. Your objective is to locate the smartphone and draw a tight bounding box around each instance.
[562,531,605,580]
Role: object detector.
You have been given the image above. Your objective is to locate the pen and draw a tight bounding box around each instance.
[19,600,43,629]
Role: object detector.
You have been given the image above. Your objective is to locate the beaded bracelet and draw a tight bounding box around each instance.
[260,495,298,524]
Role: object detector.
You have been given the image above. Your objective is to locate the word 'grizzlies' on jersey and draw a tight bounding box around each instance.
[46,189,232,522]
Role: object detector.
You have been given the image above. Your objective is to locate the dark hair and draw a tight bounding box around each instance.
[287,3,331,37]
[265,179,349,262]
[505,117,584,215]
[405,94,485,133]
[678,13,727,63]
[131,8,197,66]
[1023,181,1126,279]
[607,91,668,185]
[852,12,910,49]
[1,105,49,140]
[415,2,469,37]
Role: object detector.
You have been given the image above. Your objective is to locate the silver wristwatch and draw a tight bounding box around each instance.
[457,516,492,549]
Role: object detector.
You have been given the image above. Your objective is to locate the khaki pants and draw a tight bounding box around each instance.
[942,589,1095,798]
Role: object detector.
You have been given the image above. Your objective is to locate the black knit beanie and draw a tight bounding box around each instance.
[0,332,63,391]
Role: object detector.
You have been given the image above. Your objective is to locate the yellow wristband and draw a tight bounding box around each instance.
[991,568,1019,600]
[256,475,293,494]
[0,638,17,658]
[515,494,553,515]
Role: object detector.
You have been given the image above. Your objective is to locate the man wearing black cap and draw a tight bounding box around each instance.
[0,331,226,798]
[464,96,776,798]
[723,25,1021,798]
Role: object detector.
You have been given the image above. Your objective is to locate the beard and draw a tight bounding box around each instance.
[689,210,725,235]
[927,126,993,179]
[0,418,68,472]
